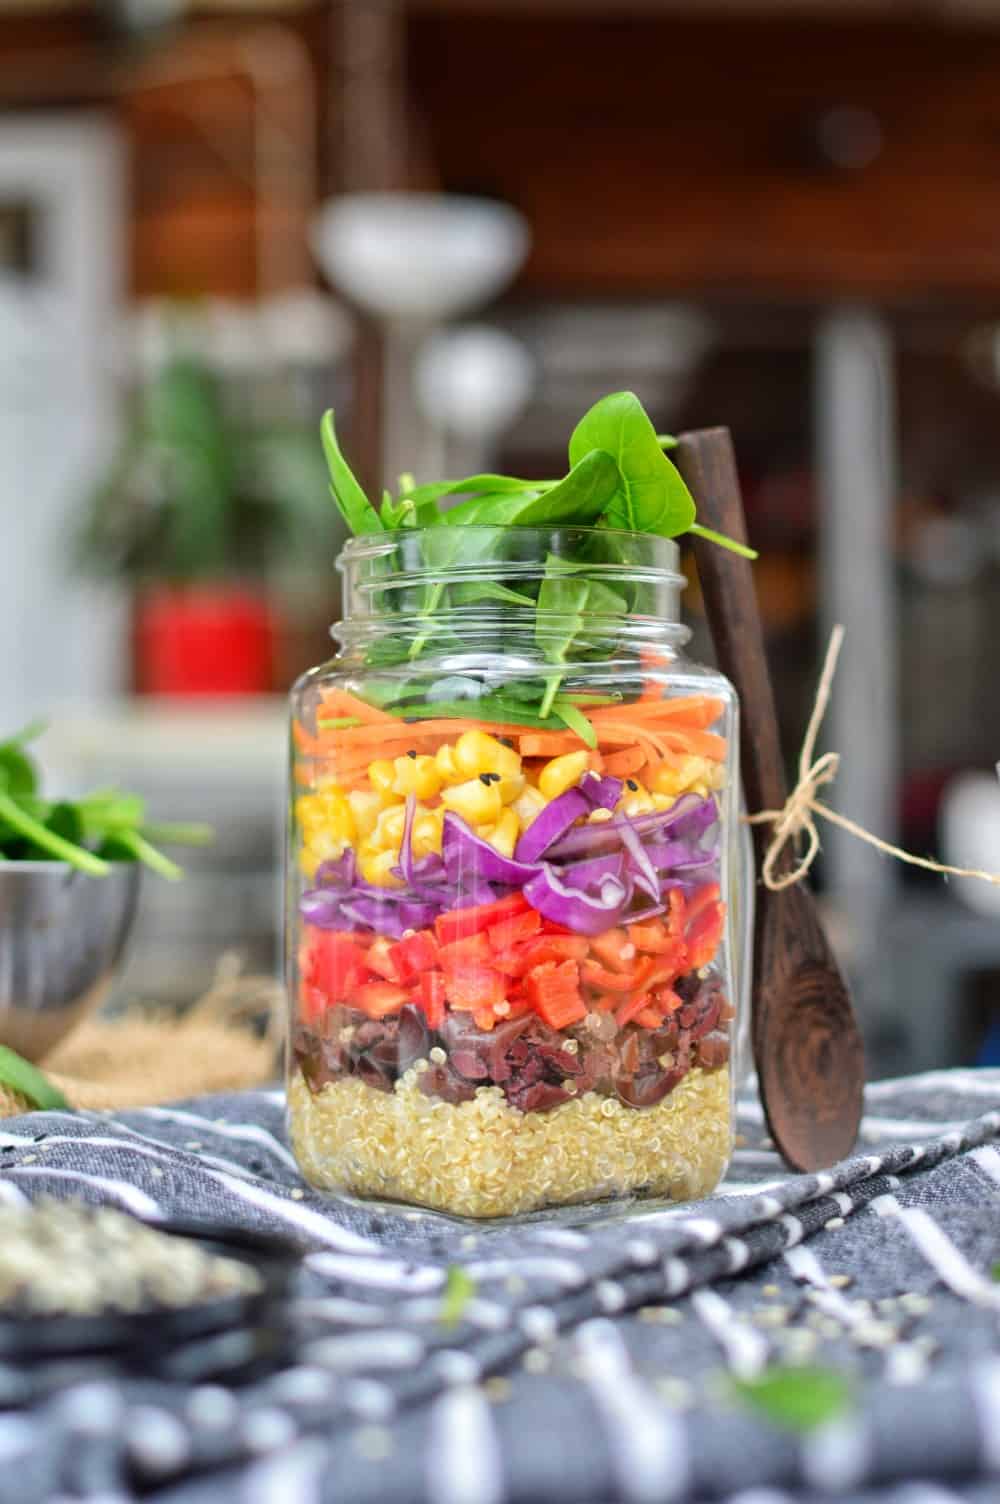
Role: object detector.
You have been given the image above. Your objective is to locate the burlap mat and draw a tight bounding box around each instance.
[0,956,284,1117]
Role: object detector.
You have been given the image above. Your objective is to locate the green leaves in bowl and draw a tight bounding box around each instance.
[0,724,212,880]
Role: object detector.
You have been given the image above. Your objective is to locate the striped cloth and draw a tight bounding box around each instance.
[0,1070,997,1503]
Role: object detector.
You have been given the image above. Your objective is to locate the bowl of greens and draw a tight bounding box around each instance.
[0,724,211,1062]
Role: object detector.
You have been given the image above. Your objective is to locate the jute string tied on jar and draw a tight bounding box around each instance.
[748,623,1000,893]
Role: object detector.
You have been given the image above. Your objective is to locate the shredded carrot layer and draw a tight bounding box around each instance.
[294,688,727,780]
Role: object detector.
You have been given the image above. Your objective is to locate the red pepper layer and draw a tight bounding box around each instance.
[301,884,725,1036]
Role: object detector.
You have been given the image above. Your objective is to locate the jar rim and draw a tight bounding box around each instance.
[339,524,682,577]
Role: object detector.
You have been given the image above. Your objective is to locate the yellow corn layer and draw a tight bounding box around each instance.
[297,728,725,881]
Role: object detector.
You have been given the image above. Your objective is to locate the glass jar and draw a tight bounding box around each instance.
[286,526,745,1219]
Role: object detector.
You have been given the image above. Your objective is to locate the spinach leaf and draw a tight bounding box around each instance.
[688,521,758,559]
[550,699,597,748]
[400,474,548,508]
[451,581,537,608]
[440,1267,475,1329]
[442,449,618,528]
[0,720,45,798]
[0,1045,68,1111]
[535,554,628,717]
[731,1366,853,1432]
[569,392,696,537]
[320,410,384,536]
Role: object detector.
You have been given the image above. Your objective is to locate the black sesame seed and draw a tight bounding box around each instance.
[499,738,514,748]
[407,749,418,759]
[479,773,492,786]
[627,779,639,791]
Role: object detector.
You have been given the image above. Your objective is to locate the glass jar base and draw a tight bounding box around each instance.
[287,1065,731,1221]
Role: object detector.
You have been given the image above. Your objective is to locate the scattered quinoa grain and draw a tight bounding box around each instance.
[825,1216,845,1230]
[353,1426,393,1461]
[829,1274,853,1289]
[483,1376,512,1402]
[429,1047,447,1065]
[652,1377,694,1408]
[522,1348,550,1373]
[290,1189,305,1201]
[762,1284,780,1298]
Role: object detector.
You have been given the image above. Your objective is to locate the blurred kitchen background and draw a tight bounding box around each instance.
[4,0,1000,1075]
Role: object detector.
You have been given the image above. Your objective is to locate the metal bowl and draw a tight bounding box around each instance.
[0,863,141,1062]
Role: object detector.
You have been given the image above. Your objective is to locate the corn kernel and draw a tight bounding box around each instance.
[651,792,676,812]
[372,805,407,851]
[484,807,519,858]
[497,773,527,805]
[392,754,441,800]
[435,744,461,783]
[347,789,385,839]
[294,795,325,835]
[412,809,444,857]
[357,844,403,887]
[617,782,655,818]
[302,829,351,880]
[441,777,503,826]
[454,730,521,781]
[512,785,546,830]
[367,760,396,794]
[539,751,590,802]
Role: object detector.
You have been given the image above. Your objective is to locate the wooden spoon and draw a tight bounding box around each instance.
[675,427,864,1172]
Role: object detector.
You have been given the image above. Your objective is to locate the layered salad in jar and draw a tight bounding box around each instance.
[287,393,752,1219]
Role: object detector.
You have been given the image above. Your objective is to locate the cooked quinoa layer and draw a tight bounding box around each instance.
[288,1062,731,1219]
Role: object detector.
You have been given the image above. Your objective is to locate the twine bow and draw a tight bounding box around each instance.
[746,624,1000,893]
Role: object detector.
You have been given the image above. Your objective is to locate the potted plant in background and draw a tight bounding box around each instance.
[75,318,344,697]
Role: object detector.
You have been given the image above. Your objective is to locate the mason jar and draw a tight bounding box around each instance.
[286,526,745,1219]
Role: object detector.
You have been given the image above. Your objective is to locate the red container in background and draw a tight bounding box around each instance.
[133,585,275,696]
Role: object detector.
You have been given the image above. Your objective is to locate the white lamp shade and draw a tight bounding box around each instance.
[311,193,531,322]
[415,325,535,440]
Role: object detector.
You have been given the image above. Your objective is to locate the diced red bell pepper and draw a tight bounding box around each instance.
[627,918,676,954]
[582,959,636,994]
[524,959,587,1031]
[415,971,447,1029]
[366,937,402,983]
[437,932,491,969]
[486,907,542,952]
[305,931,369,1004]
[434,892,531,946]
[654,986,684,1016]
[300,984,329,1024]
[686,900,725,970]
[589,928,635,972]
[666,888,687,938]
[442,960,507,1011]
[355,981,409,1018]
[490,934,588,980]
[684,882,721,928]
[389,928,438,984]
[519,935,590,968]
[540,918,576,936]
[615,990,654,1029]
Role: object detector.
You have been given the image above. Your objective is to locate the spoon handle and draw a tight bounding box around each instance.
[674,427,789,832]
[675,427,865,1171]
